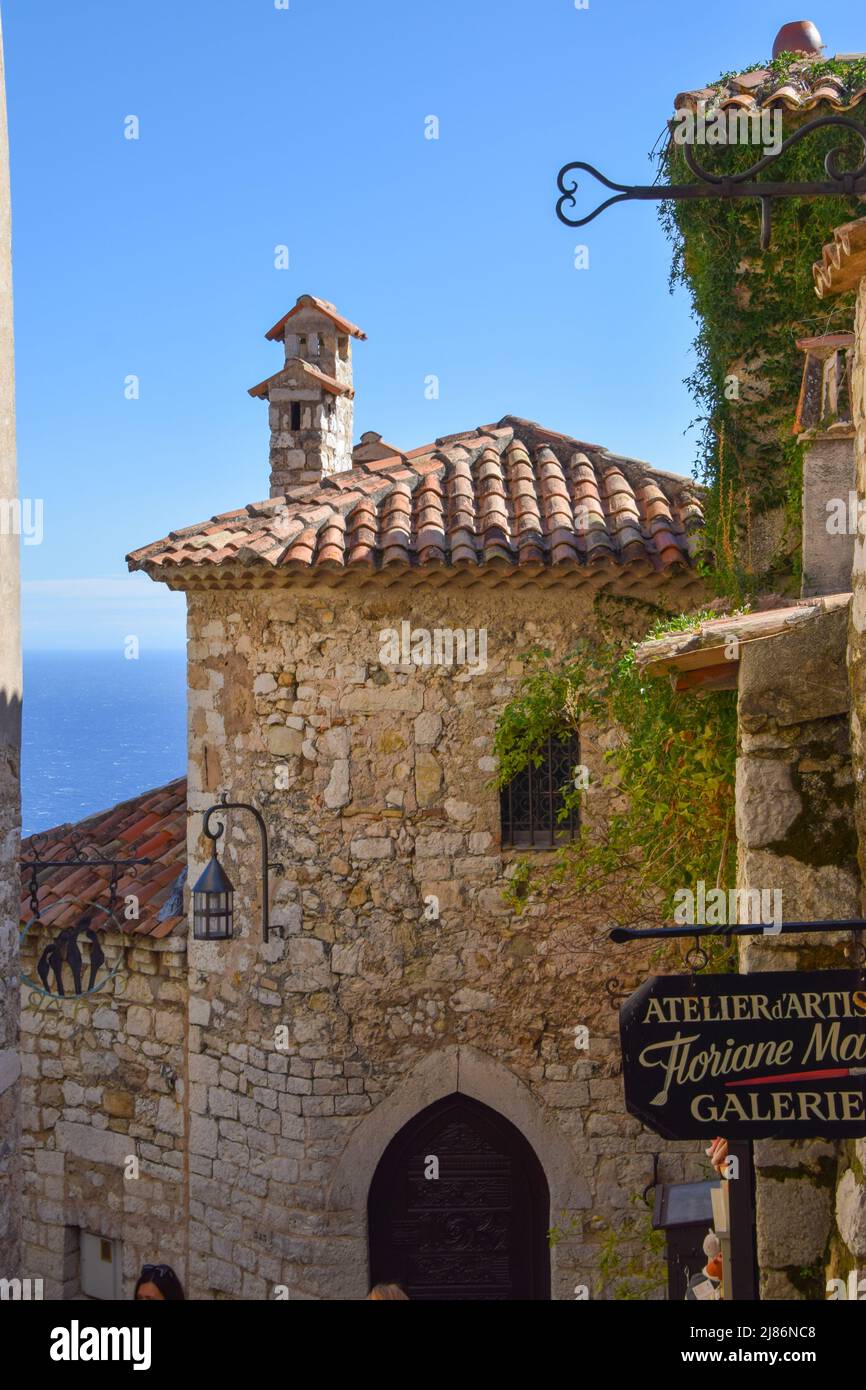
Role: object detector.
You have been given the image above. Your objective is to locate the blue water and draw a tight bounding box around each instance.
[22,651,187,836]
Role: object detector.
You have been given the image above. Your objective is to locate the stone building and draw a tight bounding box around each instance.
[0,10,22,1285]
[630,216,866,1297]
[638,596,864,1297]
[18,293,710,1300]
[670,18,864,583]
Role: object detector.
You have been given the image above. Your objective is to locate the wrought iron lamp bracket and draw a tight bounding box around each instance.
[556,113,866,251]
[202,794,285,944]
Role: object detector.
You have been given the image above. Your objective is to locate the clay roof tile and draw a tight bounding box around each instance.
[128,417,704,587]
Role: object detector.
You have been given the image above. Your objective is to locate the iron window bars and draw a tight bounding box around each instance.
[500,732,580,849]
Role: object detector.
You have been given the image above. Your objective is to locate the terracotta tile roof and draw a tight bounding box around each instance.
[813,217,866,297]
[266,294,367,342]
[248,358,354,401]
[127,416,704,592]
[20,779,188,939]
[675,55,866,116]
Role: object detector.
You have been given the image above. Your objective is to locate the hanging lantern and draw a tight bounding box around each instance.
[193,795,284,943]
[192,847,234,940]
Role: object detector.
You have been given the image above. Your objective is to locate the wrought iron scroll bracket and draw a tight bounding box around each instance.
[202,794,285,944]
[556,113,866,251]
[604,977,631,1011]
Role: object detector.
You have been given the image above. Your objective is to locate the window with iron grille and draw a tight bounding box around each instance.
[499,732,580,849]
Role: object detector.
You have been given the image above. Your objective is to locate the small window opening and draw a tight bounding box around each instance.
[499,731,580,849]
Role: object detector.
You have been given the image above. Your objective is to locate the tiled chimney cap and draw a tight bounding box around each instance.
[265,294,367,343]
[248,357,354,401]
[772,20,824,59]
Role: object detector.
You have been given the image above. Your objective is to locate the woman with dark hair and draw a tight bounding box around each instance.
[134,1264,185,1301]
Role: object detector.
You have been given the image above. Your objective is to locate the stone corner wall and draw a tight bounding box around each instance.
[181,579,709,1301]
[800,434,856,597]
[736,602,865,1298]
[0,11,22,1283]
[19,929,188,1298]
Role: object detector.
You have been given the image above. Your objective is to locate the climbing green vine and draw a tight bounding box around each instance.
[495,58,864,963]
[659,51,865,599]
[495,605,738,966]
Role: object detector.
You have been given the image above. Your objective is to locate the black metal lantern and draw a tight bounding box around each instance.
[194,794,283,943]
[192,846,235,940]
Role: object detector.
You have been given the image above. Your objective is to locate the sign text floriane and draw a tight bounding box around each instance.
[620,971,866,1140]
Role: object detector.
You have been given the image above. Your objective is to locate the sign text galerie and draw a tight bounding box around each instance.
[620,972,866,1139]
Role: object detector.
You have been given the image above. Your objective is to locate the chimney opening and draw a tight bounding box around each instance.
[290,402,302,431]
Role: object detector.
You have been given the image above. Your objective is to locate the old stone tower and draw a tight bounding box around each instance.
[249,295,364,495]
[20,292,709,1301]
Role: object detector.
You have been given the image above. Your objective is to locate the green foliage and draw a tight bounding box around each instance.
[597,1196,668,1300]
[495,612,737,962]
[659,57,864,599]
[547,1212,581,1250]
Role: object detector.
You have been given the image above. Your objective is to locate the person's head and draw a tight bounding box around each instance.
[134,1264,185,1301]
[367,1283,409,1300]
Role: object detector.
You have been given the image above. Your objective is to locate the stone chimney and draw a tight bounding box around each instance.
[794,333,856,596]
[249,294,366,497]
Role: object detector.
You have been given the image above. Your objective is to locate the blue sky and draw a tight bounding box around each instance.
[5,0,863,649]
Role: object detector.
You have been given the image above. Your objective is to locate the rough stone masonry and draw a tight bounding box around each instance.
[22,293,711,1299]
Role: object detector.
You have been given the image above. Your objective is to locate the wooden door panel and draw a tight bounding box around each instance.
[368,1093,550,1301]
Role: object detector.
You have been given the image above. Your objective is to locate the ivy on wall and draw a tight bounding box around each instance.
[660,51,866,598]
[494,604,738,968]
[492,57,866,941]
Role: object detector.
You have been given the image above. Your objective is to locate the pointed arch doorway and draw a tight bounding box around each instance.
[368,1093,551,1300]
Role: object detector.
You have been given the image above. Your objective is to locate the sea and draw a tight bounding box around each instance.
[21,651,187,838]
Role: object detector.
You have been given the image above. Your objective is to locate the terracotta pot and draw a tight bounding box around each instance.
[772,20,824,59]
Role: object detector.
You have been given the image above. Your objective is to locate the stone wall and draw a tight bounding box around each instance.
[801,435,856,597]
[0,12,21,1283]
[848,269,866,892]
[841,261,866,1299]
[182,578,708,1299]
[19,928,188,1298]
[735,601,866,1298]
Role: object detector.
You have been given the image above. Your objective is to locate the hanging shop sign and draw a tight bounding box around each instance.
[620,970,866,1140]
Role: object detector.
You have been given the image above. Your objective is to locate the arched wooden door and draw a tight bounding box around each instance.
[368,1093,551,1300]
